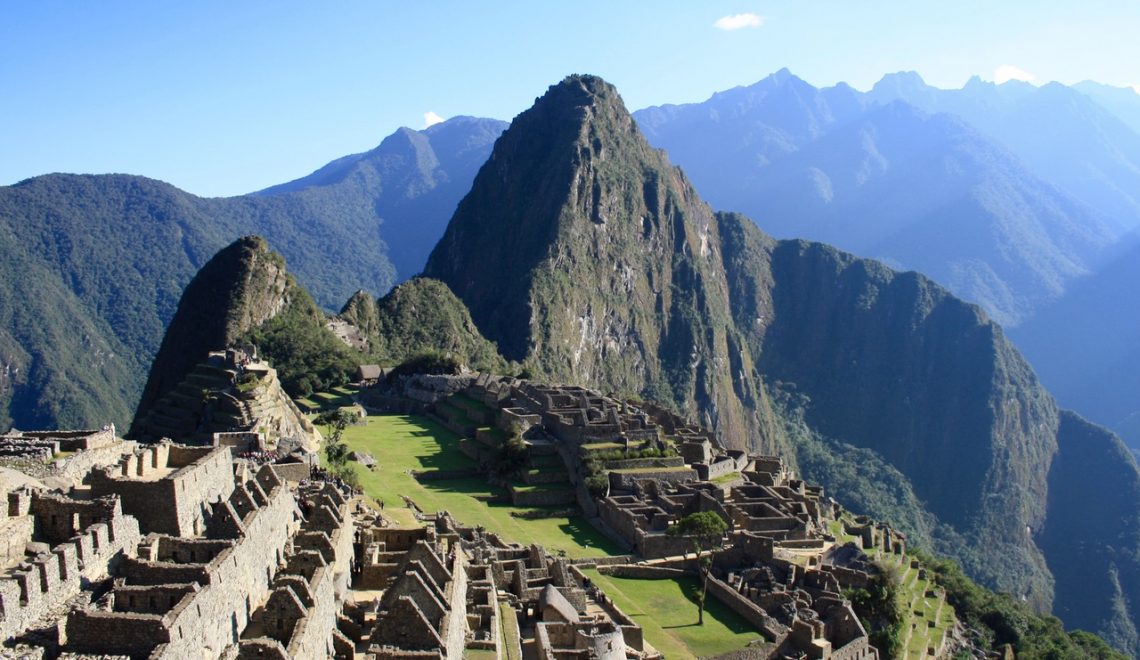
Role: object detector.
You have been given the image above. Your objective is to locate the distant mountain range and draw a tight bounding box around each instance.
[1012,234,1140,450]
[635,69,1140,452]
[0,117,504,430]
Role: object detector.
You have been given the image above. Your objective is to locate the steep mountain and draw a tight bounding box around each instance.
[1075,81,1140,136]
[633,71,1116,327]
[1011,235,1140,451]
[131,236,339,444]
[424,74,1140,653]
[132,236,351,429]
[424,75,785,450]
[0,116,503,432]
[869,72,1140,232]
[361,277,509,373]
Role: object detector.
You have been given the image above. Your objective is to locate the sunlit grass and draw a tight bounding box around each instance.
[582,569,764,659]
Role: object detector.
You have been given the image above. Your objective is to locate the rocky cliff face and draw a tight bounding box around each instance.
[424,75,783,451]
[422,75,1140,651]
[132,236,307,433]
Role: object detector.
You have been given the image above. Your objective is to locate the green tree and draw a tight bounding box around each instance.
[316,408,357,467]
[668,511,728,625]
[493,434,529,479]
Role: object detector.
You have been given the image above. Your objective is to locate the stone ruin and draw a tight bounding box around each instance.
[131,349,321,452]
[0,426,355,659]
[595,454,901,659]
[342,512,658,659]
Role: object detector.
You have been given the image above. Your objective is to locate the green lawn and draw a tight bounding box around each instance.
[582,569,764,659]
[297,385,358,411]
[338,414,619,558]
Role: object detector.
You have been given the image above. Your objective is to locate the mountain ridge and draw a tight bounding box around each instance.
[0,116,504,431]
[425,73,1140,654]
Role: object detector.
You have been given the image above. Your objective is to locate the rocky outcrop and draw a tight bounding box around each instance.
[132,236,297,430]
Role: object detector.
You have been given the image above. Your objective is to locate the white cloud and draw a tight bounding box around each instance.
[423,111,445,128]
[714,13,764,31]
[1130,84,1140,95]
[993,64,1036,84]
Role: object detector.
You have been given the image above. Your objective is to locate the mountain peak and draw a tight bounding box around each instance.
[529,74,628,122]
[131,235,300,432]
[872,70,929,94]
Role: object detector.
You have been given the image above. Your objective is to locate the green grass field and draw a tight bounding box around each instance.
[338,414,618,558]
[337,413,763,656]
[297,385,358,411]
[582,569,764,659]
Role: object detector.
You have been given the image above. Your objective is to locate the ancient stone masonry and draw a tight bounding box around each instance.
[131,349,321,451]
[65,463,299,658]
[238,481,355,659]
[89,443,236,537]
[0,427,136,488]
[708,530,878,660]
[597,456,832,558]
[341,512,656,659]
[405,373,750,512]
[0,423,356,660]
[0,488,141,641]
[594,453,897,659]
[65,463,355,660]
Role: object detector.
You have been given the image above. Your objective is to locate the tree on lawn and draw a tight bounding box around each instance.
[315,408,360,484]
[668,511,728,625]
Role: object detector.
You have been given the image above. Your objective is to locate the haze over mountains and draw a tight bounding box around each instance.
[634,69,1140,451]
[3,67,1140,653]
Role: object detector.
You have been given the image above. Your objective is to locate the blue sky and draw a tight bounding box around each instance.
[3,1,1138,197]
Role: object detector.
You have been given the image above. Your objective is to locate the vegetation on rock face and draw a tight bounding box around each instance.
[424,75,786,453]
[420,73,1140,653]
[0,116,504,433]
[358,277,510,373]
[913,547,1128,659]
[844,564,904,657]
[132,236,359,432]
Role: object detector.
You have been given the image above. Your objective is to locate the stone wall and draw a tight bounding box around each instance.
[90,444,235,536]
[50,439,137,486]
[607,468,697,491]
[439,547,468,659]
[276,486,354,659]
[705,575,789,644]
[268,462,310,483]
[596,565,686,579]
[695,456,737,481]
[600,457,685,471]
[510,487,576,507]
[0,492,141,641]
[66,467,298,659]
